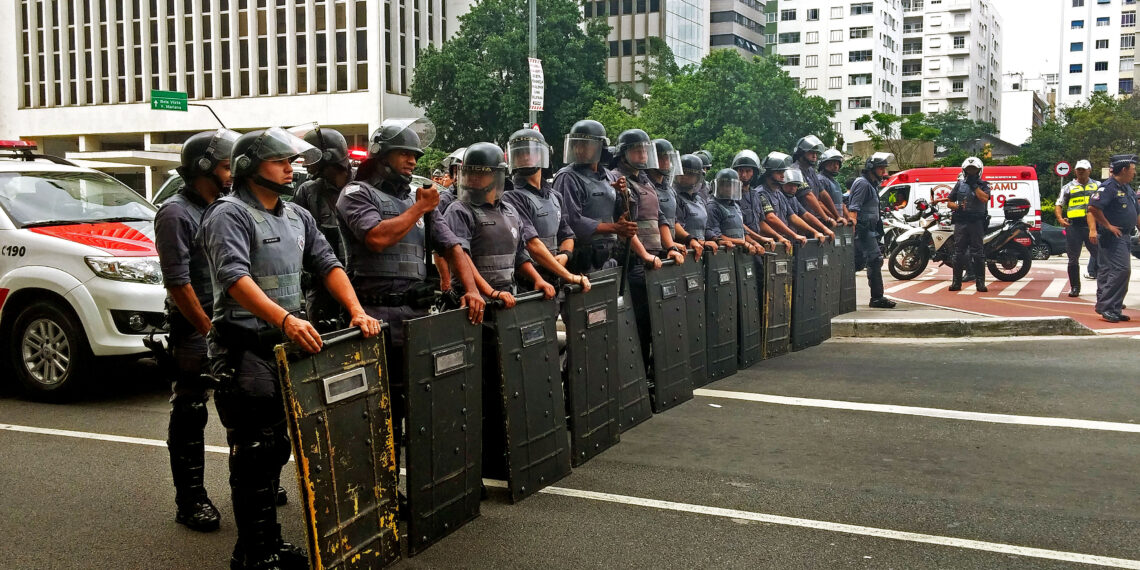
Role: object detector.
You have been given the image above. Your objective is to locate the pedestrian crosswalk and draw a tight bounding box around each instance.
[880,275,1087,301]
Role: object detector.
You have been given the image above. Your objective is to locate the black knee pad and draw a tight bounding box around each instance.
[169,399,210,440]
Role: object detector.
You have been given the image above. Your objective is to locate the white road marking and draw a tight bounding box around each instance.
[918,282,947,294]
[998,278,1033,297]
[4,423,1140,568]
[884,280,923,294]
[958,287,977,295]
[692,390,1140,433]
[1042,278,1069,298]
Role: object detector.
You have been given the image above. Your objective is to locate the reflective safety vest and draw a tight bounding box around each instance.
[1064,181,1098,219]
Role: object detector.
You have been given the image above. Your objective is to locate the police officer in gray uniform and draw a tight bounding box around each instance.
[945,157,992,292]
[755,152,820,246]
[646,138,695,257]
[200,127,382,570]
[693,149,714,201]
[155,128,239,533]
[556,120,637,274]
[292,126,352,331]
[818,148,851,226]
[674,154,719,256]
[705,169,760,253]
[846,152,896,308]
[1088,154,1140,323]
[790,135,841,225]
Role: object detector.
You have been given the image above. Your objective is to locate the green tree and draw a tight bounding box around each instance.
[585,95,647,140]
[924,108,997,152]
[855,112,938,170]
[412,147,449,178]
[409,0,610,157]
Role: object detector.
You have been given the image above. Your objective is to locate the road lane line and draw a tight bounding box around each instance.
[999,278,1033,296]
[958,287,977,295]
[692,390,1140,433]
[884,280,923,294]
[918,282,946,294]
[4,423,1140,568]
[538,487,1140,570]
[1042,278,1068,298]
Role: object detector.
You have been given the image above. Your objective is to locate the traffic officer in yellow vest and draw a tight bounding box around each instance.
[1055,160,1099,297]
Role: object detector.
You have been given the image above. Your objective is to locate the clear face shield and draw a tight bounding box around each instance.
[713,178,743,201]
[508,138,551,173]
[782,169,806,194]
[378,118,437,149]
[655,150,682,185]
[207,128,241,163]
[622,141,659,171]
[253,127,323,166]
[563,134,607,165]
[458,165,506,206]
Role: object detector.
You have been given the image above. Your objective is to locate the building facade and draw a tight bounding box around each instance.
[2,0,466,197]
[590,0,711,91]
[999,72,1049,146]
[1057,0,1137,108]
[708,0,770,58]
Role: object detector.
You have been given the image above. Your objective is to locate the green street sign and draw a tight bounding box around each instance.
[150,89,188,111]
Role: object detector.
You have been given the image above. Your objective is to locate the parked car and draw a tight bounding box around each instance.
[0,141,167,397]
[1030,222,1066,260]
[151,164,310,206]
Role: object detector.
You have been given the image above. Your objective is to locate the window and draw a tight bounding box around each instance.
[1070,63,1083,73]
[635,38,646,55]
[849,50,872,62]
[1069,85,1082,95]
[1073,20,1086,30]
[1096,39,1109,49]
[781,9,796,21]
[779,32,801,44]
[849,73,872,85]
[806,31,819,43]
[830,30,843,42]
[831,6,844,18]
[609,41,618,57]
[805,54,819,67]
[1121,78,1134,94]
[829,76,842,88]
[848,96,871,109]
[783,54,800,66]
[851,3,873,16]
[1097,17,1110,26]
[1124,35,1136,49]
[829,99,841,112]
[807,8,819,21]
[1072,0,1084,6]
[1094,83,1108,92]
[1124,13,1136,27]
[804,78,818,89]
[952,79,964,92]
[1095,61,1109,71]
[1123,56,1135,71]
[850,26,871,39]
[830,53,843,65]
[953,35,965,49]
[1070,42,1083,52]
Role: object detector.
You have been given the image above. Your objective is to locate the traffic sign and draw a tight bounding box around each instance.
[1054,161,1071,177]
[151,90,188,112]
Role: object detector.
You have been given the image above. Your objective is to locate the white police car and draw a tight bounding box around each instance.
[0,141,166,397]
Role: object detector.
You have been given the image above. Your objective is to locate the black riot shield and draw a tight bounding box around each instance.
[276,328,400,570]
[762,247,793,359]
[616,293,653,432]
[791,240,825,351]
[483,291,572,503]
[735,248,762,369]
[562,268,622,467]
[404,309,483,556]
[838,226,857,315]
[703,246,738,383]
[680,250,708,389]
[822,238,841,318]
[644,259,694,413]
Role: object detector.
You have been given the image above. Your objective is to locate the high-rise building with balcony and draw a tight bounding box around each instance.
[1057,0,1137,108]
[589,0,711,93]
[708,0,771,58]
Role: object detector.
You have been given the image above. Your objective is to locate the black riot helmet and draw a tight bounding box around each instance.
[793,135,826,165]
[761,151,792,185]
[231,127,322,194]
[731,150,762,185]
[652,138,681,181]
[675,154,704,193]
[863,152,893,172]
[616,129,659,171]
[177,128,240,191]
[712,168,743,201]
[300,125,350,176]
[367,118,435,159]
[693,150,713,172]
[507,128,550,176]
[563,120,609,166]
[458,142,508,206]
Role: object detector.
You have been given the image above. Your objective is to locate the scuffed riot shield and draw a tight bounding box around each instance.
[822,238,842,318]
[404,309,483,556]
[644,259,694,413]
[704,246,738,383]
[735,248,762,369]
[762,247,793,359]
[562,267,622,467]
[792,240,825,351]
[276,327,400,570]
[616,294,653,432]
[838,226,857,315]
[483,291,572,503]
[680,250,708,389]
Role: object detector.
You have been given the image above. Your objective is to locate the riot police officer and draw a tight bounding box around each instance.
[556,120,637,274]
[293,126,352,331]
[155,128,239,533]
[646,139,692,257]
[818,148,851,226]
[846,152,897,308]
[1056,159,1100,296]
[693,149,714,200]
[705,169,759,253]
[674,154,719,257]
[946,157,992,292]
[756,152,820,246]
[790,135,840,225]
[1088,154,1140,323]
[438,147,465,212]
[199,127,382,569]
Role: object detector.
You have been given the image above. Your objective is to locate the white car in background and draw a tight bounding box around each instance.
[0,141,166,397]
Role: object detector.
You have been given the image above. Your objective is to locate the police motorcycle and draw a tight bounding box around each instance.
[879,202,925,256]
[889,197,1034,282]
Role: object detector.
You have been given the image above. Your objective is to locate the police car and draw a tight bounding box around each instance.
[879,166,1043,231]
[0,141,166,397]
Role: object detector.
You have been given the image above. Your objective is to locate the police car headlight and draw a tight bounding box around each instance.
[85,256,163,285]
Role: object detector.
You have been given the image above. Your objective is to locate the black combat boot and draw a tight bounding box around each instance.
[974,260,988,292]
[169,401,221,532]
[948,267,963,292]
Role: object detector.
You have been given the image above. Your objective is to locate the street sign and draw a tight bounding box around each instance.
[151,90,188,112]
[1054,161,1071,177]
[528,58,544,112]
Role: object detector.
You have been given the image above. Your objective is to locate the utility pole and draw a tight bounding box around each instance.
[529,0,538,126]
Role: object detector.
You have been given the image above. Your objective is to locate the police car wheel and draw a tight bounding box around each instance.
[8,300,91,398]
[1029,243,1051,261]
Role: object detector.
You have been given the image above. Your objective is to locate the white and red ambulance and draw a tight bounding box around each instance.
[878,165,1043,231]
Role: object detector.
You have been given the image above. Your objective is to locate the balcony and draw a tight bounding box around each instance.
[903,24,924,34]
[902,69,922,77]
[902,0,925,13]
[902,47,924,55]
[902,90,922,98]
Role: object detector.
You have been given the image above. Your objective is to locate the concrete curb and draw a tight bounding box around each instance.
[831,316,1096,338]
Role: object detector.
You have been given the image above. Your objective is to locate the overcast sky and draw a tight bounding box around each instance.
[993,0,1063,78]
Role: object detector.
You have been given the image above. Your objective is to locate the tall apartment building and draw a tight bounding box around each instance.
[774,0,1001,148]
[1,0,466,197]
[708,0,771,58]
[1057,0,1137,108]
[590,0,711,92]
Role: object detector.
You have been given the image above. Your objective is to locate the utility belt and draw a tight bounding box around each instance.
[358,280,440,310]
[1066,216,1089,226]
[212,316,298,362]
[952,210,987,224]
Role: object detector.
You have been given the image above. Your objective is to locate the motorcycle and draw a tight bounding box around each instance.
[888,198,1034,282]
[879,204,924,257]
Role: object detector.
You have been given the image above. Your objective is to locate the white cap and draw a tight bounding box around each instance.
[1075,159,1092,170]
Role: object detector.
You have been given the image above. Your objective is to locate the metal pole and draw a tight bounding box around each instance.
[528,0,537,126]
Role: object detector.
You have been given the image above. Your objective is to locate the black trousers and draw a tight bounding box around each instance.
[854,225,883,298]
[1065,222,1098,286]
[167,317,214,504]
[953,220,985,277]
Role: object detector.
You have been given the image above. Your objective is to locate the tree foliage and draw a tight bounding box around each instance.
[856,112,938,170]
[924,108,997,152]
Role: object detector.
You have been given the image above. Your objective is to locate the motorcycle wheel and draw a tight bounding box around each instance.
[987,244,1032,282]
[888,240,930,281]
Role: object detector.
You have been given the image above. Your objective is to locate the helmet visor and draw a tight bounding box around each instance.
[378,118,437,149]
[623,140,659,171]
[458,165,506,205]
[508,139,550,171]
[713,178,743,201]
[208,128,241,162]
[657,150,682,177]
[563,134,606,165]
[254,127,322,166]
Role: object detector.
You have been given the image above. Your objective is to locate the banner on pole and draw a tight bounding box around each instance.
[528,58,544,112]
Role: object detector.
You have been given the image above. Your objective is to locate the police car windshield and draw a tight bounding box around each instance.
[0,171,156,228]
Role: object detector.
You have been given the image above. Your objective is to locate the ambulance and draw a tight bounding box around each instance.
[878,165,1042,231]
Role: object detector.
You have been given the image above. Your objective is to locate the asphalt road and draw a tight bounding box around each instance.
[2,337,1139,569]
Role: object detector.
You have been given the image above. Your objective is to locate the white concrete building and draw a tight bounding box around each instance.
[1057,0,1137,108]
[708,0,768,59]
[774,0,1002,149]
[1,0,468,197]
[999,73,1048,146]
[588,0,710,92]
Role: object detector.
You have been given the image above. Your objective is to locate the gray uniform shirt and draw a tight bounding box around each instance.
[501,176,575,246]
